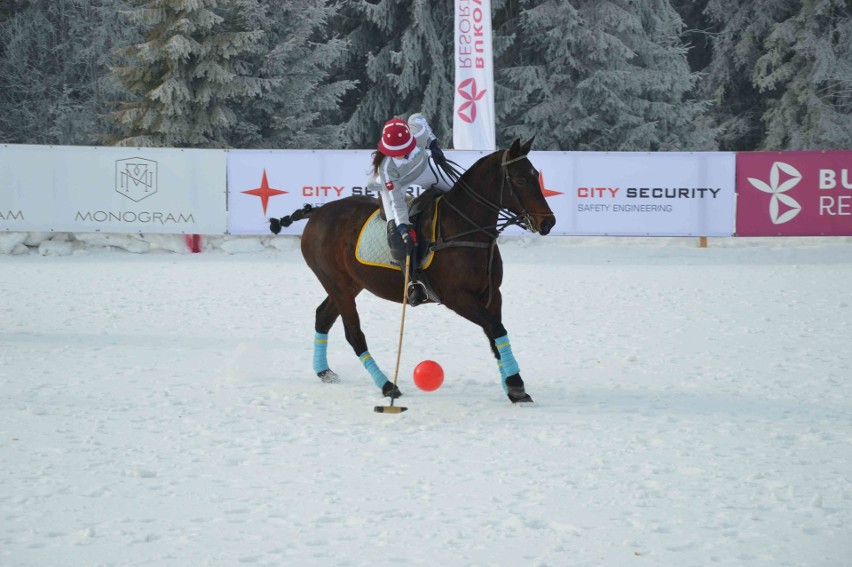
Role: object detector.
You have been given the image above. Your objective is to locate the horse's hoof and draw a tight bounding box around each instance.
[317,369,340,383]
[382,381,403,399]
[507,388,534,404]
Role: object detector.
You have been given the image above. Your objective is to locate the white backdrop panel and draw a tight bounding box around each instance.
[228,150,374,235]
[228,149,735,237]
[0,145,226,233]
[526,151,736,236]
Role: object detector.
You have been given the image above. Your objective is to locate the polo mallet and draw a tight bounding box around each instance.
[374,254,411,414]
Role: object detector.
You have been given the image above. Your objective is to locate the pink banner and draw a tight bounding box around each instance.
[737,151,852,236]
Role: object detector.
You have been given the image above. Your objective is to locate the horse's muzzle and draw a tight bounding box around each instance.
[539,216,555,236]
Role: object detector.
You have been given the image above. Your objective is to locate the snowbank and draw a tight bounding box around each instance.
[0,232,303,255]
[2,231,851,256]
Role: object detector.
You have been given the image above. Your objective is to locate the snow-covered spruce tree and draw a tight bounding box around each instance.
[111,0,270,147]
[697,0,798,151]
[754,0,852,150]
[669,0,714,75]
[498,0,715,151]
[492,0,532,147]
[226,0,356,149]
[332,0,454,149]
[0,0,136,145]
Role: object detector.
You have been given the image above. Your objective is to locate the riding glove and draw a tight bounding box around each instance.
[429,140,446,164]
[397,223,417,253]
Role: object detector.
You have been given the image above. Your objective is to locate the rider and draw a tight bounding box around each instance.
[368,113,450,306]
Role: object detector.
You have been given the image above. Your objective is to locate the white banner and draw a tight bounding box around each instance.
[228,149,494,235]
[0,145,226,234]
[518,151,737,236]
[0,145,735,238]
[229,150,736,237]
[453,0,496,151]
[228,150,375,235]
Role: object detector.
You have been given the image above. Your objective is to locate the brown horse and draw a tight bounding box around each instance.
[273,138,556,403]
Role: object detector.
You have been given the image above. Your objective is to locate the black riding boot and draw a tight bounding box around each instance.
[404,239,426,306]
[386,221,406,266]
[388,220,427,307]
[407,262,427,307]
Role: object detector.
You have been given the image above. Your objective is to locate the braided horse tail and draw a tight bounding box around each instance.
[269,204,315,235]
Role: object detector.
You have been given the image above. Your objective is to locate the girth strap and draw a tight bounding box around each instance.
[432,240,491,250]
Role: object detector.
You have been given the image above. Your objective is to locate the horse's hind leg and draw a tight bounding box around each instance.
[313,296,340,383]
[336,292,401,398]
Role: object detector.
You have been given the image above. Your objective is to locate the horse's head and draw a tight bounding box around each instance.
[497,138,556,235]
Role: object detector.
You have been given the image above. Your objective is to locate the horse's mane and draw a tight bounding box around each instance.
[448,149,502,194]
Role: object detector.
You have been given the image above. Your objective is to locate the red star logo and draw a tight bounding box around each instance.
[242,169,287,215]
[538,171,563,197]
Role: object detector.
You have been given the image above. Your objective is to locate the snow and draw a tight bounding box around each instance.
[1,235,851,567]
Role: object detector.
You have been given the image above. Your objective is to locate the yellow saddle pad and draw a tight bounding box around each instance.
[355,208,437,271]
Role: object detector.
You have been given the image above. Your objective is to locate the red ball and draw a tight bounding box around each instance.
[413,360,444,391]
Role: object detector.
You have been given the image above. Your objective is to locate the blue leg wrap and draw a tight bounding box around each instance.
[495,334,520,393]
[359,351,388,388]
[313,332,330,374]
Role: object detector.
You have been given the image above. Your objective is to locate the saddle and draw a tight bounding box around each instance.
[356,189,443,303]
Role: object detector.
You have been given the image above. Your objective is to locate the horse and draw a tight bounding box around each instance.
[272,138,556,403]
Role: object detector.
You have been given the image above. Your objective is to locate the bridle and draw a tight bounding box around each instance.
[435,149,546,239]
[497,151,539,233]
[427,148,551,306]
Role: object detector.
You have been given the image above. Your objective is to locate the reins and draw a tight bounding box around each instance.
[437,151,533,237]
[428,150,539,307]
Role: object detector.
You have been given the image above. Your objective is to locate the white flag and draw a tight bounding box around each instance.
[453,0,496,150]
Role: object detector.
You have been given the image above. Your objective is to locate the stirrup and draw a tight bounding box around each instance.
[407,280,427,306]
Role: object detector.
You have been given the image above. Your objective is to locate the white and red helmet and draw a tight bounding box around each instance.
[378,117,416,157]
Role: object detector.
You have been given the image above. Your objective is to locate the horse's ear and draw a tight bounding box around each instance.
[521,136,535,155]
[509,138,521,156]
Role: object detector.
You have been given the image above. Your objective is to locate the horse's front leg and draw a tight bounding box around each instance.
[446,290,533,404]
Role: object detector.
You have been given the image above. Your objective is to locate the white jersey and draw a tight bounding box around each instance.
[369,113,451,227]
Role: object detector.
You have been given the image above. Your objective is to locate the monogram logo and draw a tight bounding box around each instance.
[116,158,158,202]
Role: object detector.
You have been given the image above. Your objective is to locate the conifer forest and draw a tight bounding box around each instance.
[0,0,849,151]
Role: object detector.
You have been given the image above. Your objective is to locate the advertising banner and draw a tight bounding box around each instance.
[524,151,737,236]
[453,0,496,150]
[0,144,226,234]
[736,151,852,236]
[228,149,735,237]
[229,150,375,235]
[228,149,493,235]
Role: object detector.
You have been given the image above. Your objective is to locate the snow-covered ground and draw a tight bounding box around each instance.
[1,235,850,567]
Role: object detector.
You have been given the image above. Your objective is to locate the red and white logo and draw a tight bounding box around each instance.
[241,169,287,215]
[456,78,486,124]
[538,171,563,198]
